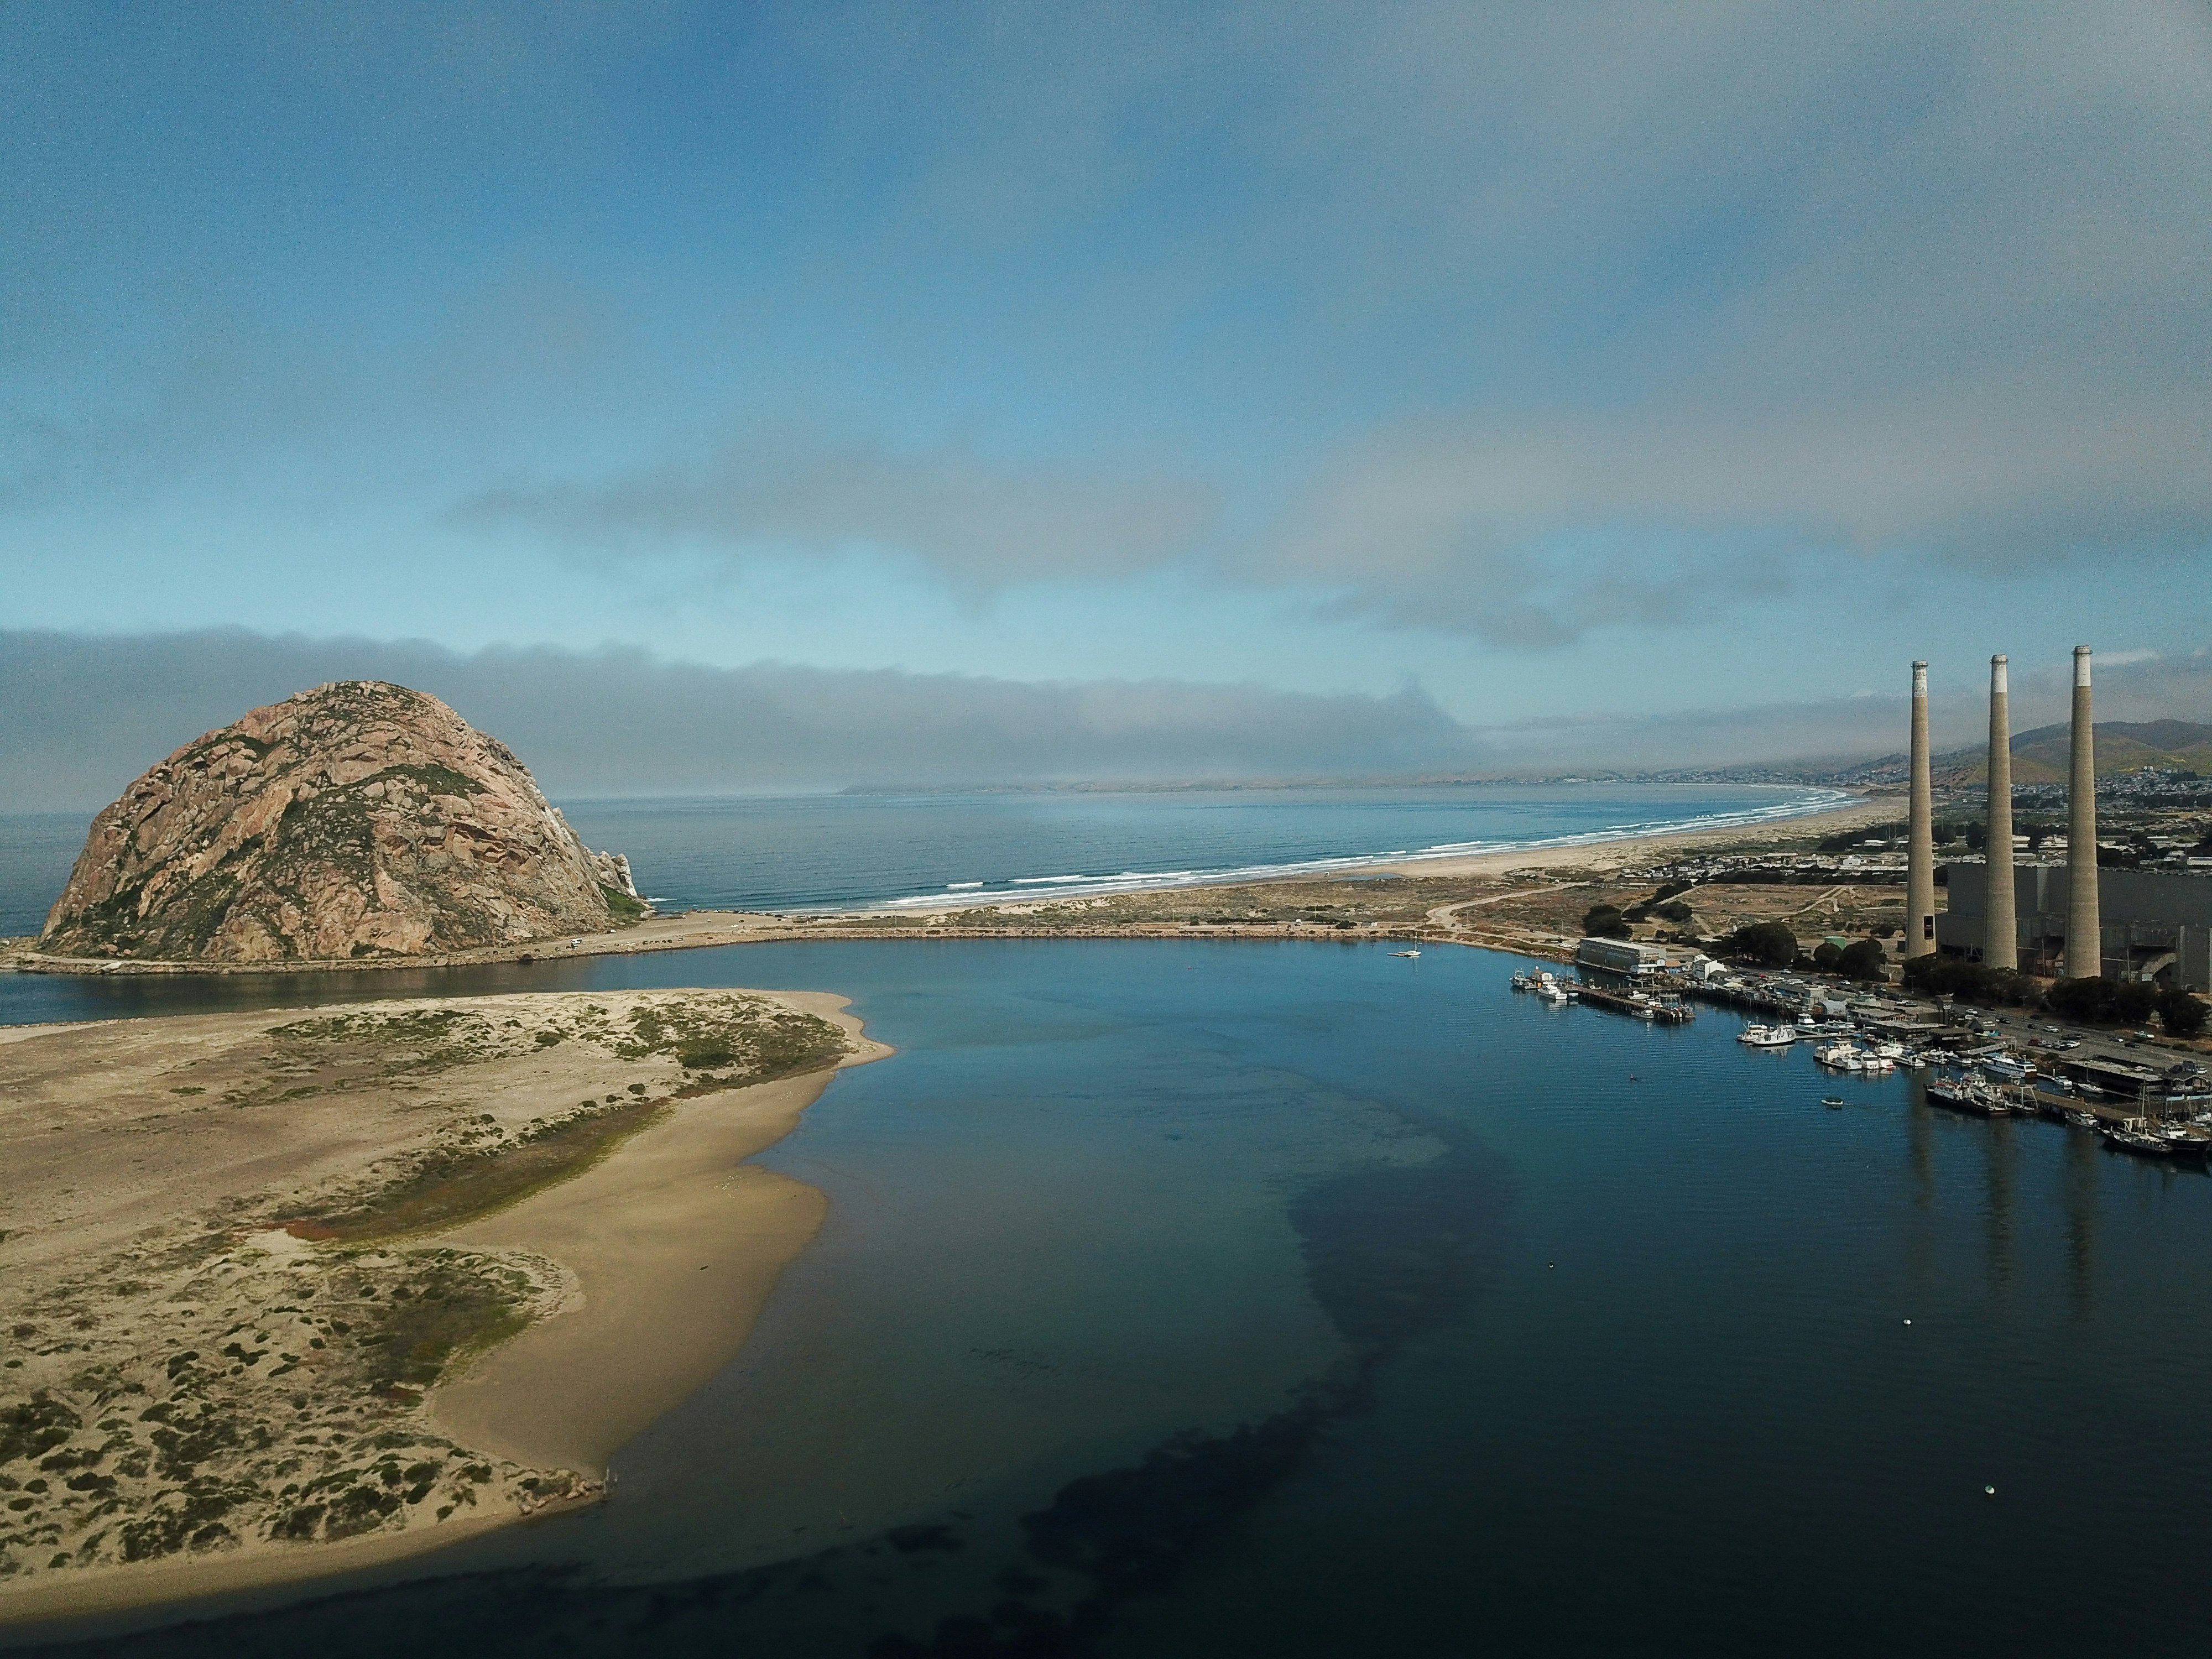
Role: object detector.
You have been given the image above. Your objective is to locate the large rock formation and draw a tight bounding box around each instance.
[41,682,641,962]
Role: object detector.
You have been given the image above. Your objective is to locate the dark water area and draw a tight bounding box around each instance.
[8,941,2212,1656]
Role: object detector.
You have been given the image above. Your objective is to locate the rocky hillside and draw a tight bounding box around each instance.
[40,682,644,962]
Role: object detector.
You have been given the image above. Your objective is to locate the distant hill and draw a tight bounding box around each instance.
[1933,718,2212,785]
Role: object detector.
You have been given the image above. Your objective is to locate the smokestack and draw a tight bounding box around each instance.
[1984,655,2016,970]
[2066,646,2101,979]
[1906,661,1936,959]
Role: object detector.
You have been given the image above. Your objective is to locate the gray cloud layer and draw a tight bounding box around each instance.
[0,629,1481,812]
[4,630,2203,814]
[430,2,2212,645]
[453,430,1219,591]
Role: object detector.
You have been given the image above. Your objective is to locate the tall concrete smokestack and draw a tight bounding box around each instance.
[1984,655,2017,970]
[1906,661,1936,959]
[2067,646,2101,979]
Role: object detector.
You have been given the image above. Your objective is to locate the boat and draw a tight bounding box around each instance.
[1390,950,1421,958]
[1738,1024,1798,1048]
[1927,1071,2009,1115]
[1822,1095,1845,1110]
[2103,1124,2192,1159]
[1814,1042,1863,1071]
[1981,1053,2036,1083]
[2063,1108,2101,1130]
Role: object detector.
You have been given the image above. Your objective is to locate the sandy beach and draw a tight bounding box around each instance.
[0,791,1890,974]
[1368,792,1896,880]
[429,993,889,1474]
[0,988,883,1626]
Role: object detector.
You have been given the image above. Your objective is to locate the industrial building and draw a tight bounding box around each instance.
[1576,937,1668,978]
[1910,643,2195,985]
[1936,863,2212,989]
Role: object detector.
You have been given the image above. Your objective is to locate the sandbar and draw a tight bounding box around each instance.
[0,988,883,1626]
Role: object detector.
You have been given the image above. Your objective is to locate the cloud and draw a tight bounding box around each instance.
[451,429,1219,591]
[421,2,2212,645]
[1471,648,2212,773]
[5,628,2206,813]
[0,629,1479,811]
[1254,395,2212,642]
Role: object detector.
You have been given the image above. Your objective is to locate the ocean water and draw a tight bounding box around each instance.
[8,941,2212,1657]
[557,784,1845,912]
[2,784,1838,937]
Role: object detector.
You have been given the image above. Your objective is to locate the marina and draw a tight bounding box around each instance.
[1512,948,2212,1166]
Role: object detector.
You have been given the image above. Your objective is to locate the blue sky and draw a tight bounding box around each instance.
[4,2,2210,798]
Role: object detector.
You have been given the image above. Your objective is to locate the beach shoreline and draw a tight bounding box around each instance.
[0,992,887,1631]
[0,791,1887,977]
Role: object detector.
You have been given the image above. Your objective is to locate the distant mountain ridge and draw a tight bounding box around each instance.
[1635,719,2212,790]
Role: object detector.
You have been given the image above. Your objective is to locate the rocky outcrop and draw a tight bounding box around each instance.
[40,682,643,962]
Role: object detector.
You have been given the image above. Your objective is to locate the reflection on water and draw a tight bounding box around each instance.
[1984,1117,2016,1294]
[11,941,2212,1658]
[2064,1129,2099,1320]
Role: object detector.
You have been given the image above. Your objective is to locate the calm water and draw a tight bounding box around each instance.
[0,784,1842,935]
[8,941,2212,1656]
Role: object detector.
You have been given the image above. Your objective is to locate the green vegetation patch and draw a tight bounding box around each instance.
[340,1253,535,1391]
[281,1100,668,1243]
[616,996,847,1079]
[367,763,487,799]
[599,883,648,924]
[1,1395,81,1465]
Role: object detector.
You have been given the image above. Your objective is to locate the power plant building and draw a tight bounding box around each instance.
[1936,863,2212,989]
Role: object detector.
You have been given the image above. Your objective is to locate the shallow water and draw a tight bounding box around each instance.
[8,940,2212,1657]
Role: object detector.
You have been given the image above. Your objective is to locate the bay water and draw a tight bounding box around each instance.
[7,938,2212,1656]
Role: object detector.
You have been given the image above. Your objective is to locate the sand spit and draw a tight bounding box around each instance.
[0,792,1885,973]
[430,992,885,1473]
[0,988,878,1623]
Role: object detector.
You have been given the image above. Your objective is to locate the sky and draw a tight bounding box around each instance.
[3,2,2209,806]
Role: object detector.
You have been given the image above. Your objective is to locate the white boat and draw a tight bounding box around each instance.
[1814,1042,1863,1071]
[1390,949,1421,958]
[1738,1025,1798,1048]
[1981,1052,2036,1083]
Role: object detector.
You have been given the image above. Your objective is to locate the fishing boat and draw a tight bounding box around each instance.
[1927,1071,2008,1115]
[2103,1123,2191,1159]
[1738,1025,1798,1048]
